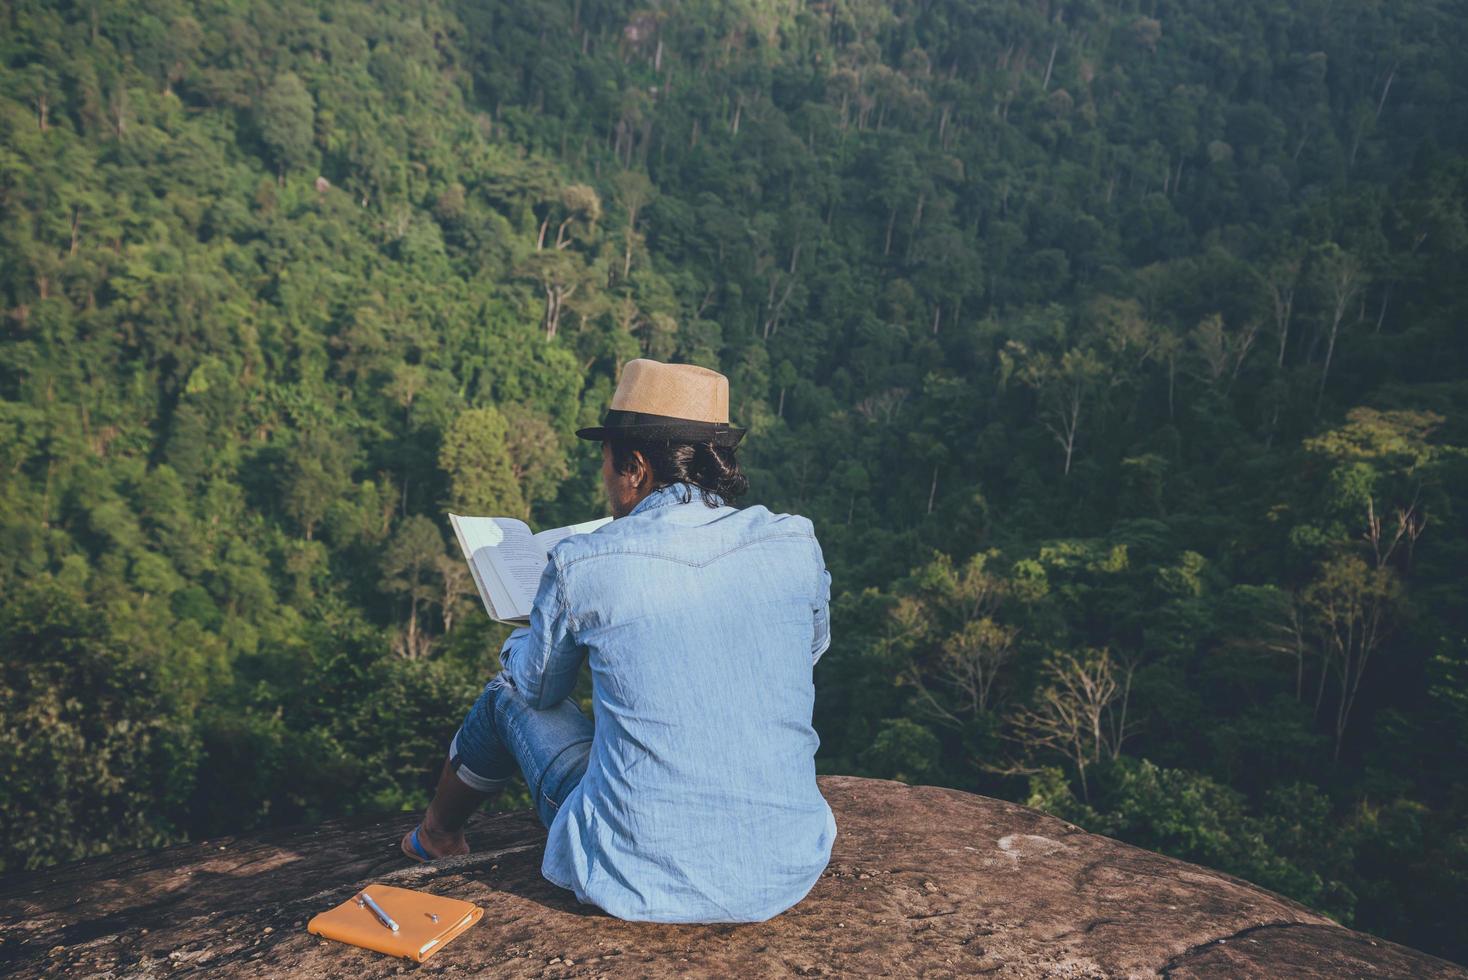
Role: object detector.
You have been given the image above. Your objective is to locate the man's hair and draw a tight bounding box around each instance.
[607,439,749,507]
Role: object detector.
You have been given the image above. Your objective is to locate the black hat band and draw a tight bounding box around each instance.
[575,408,746,447]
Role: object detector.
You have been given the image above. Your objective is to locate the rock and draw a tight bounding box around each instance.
[0,776,1461,978]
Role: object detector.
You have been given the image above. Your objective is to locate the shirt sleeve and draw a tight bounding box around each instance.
[812,563,832,667]
[498,556,584,709]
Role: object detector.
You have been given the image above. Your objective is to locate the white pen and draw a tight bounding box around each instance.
[358,890,399,933]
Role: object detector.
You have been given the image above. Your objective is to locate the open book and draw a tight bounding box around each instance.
[449,513,612,625]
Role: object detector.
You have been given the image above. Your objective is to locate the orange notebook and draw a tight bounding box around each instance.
[307,883,483,962]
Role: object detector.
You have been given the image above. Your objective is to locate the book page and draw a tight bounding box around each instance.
[485,526,556,620]
[451,513,613,624]
[531,515,612,552]
[449,515,532,623]
[493,516,612,619]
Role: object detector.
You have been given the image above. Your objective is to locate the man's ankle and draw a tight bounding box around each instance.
[421,810,465,841]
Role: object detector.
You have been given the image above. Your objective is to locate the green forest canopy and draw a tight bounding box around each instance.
[2,0,1466,962]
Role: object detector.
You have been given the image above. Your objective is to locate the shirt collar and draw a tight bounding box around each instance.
[628,481,724,516]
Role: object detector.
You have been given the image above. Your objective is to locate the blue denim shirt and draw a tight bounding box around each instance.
[498,481,836,922]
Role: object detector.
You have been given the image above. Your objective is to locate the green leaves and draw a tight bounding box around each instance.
[0,0,1465,959]
[438,406,526,518]
[859,718,942,783]
[0,577,202,871]
[1304,407,1445,472]
[256,72,315,176]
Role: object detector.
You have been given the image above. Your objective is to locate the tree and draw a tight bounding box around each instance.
[1303,555,1401,761]
[859,717,942,783]
[612,170,655,281]
[161,16,204,96]
[24,63,56,132]
[1252,251,1302,368]
[257,72,315,178]
[897,551,1020,725]
[0,578,200,870]
[1226,585,1311,701]
[501,405,569,518]
[1312,244,1363,409]
[640,311,679,361]
[539,183,602,251]
[523,248,593,341]
[998,648,1136,802]
[379,515,445,660]
[433,553,475,637]
[282,427,355,541]
[773,359,799,420]
[900,599,1019,726]
[1301,407,1443,568]
[1009,342,1107,476]
[835,459,870,525]
[439,407,526,518]
[1189,313,1259,391]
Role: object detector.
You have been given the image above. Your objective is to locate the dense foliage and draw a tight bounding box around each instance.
[2,0,1465,960]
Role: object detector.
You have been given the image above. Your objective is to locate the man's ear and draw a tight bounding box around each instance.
[631,449,652,489]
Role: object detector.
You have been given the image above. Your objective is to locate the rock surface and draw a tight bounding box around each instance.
[1,776,1462,978]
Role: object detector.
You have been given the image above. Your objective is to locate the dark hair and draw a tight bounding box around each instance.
[607,439,749,507]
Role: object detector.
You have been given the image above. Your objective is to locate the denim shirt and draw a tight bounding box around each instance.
[498,481,836,922]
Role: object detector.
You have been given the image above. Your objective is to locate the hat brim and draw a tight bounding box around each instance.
[575,421,746,448]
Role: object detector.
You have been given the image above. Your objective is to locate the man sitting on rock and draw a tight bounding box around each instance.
[402,358,837,923]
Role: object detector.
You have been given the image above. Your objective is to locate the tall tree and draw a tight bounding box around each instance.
[379,515,445,661]
[256,72,315,179]
[439,407,526,518]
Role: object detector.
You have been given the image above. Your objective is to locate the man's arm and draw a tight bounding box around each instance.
[499,556,584,708]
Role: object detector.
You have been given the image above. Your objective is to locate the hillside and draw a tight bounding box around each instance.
[2,0,1466,962]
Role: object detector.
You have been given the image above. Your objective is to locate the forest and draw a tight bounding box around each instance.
[1,0,1465,962]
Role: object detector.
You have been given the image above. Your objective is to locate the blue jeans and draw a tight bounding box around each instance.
[448,671,594,828]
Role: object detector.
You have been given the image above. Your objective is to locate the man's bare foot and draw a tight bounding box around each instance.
[401,817,470,862]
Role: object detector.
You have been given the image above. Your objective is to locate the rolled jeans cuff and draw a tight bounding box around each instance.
[448,731,512,793]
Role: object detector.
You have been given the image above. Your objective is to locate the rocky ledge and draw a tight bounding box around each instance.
[0,776,1462,978]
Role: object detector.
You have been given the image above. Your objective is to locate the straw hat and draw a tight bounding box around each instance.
[574,358,746,447]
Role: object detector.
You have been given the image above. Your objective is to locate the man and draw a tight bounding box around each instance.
[402,358,836,924]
